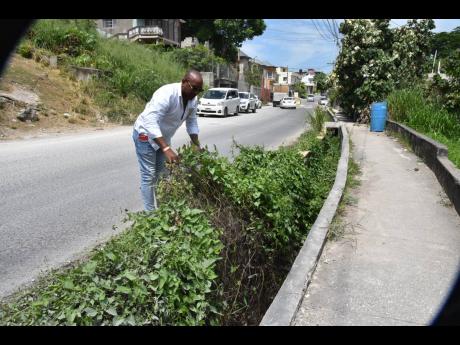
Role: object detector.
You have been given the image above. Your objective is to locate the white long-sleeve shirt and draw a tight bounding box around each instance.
[133,82,199,150]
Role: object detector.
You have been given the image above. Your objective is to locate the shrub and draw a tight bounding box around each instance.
[17,41,34,59]
[0,201,223,326]
[28,20,98,57]
[309,106,328,133]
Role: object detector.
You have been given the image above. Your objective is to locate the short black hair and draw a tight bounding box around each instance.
[184,69,202,81]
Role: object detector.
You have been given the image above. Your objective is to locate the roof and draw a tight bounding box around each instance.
[238,50,251,58]
[252,58,275,67]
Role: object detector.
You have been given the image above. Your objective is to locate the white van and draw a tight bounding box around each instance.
[197,88,240,117]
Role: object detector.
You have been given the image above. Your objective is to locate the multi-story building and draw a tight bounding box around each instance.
[95,19,185,47]
[301,68,316,94]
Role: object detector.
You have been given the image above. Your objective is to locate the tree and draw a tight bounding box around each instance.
[182,19,266,62]
[169,44,225,72]
[244,62,262,87]
[313,72,328,94]
[292,82,307,98]
[333,19,435,120]
[432,26,460,59]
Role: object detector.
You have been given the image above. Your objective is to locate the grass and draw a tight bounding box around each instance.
[327,141,361,241]
[387,87,460,168]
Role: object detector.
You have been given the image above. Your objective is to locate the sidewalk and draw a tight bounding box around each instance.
[293,123,460,325]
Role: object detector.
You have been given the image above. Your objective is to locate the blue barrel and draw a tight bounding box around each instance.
[370,101,388,132]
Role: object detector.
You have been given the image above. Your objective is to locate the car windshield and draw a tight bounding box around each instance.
[321,96,327,99]
[203,90,226,99]
[308,94,314,97]
[239,93,249,99]
[284,97,294,100]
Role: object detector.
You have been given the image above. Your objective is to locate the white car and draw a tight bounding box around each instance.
[319,96,329,106]
[307,94,315,102]
[238,92,256,113]
[253,94,262,109]
[280,97,296,109]
[197,88,240,117]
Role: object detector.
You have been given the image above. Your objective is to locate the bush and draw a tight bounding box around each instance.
[0,201,223,326]
[28,20,98,57]
[169,44,225,71]
[309,106,328,133]
[17,41,34,59]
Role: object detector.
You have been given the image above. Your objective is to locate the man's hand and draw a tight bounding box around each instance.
[164,147,180,163]
[191,143,206,153]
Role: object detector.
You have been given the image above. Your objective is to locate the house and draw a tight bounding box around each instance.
[275,67,301,85]
[95,19,185,47]
[301,68,316,94]
[254,58,277,103]
[236,49,277,102]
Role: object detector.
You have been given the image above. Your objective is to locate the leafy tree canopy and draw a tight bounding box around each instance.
[432,26,460,59]
[182,19,266,62]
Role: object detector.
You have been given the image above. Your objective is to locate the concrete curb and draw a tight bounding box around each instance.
[260,121,350,326]
[386,120,460,216]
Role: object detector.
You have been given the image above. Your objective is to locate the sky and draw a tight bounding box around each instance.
[240,19,460,74]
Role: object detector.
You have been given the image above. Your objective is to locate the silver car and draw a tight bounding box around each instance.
[238,92,257,113]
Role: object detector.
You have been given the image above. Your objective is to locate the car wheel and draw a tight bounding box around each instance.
[224,107,228,117]
[252,105,256,113]
[234,106,239,115]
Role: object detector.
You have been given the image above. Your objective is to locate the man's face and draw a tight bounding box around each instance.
[182,78,203,100]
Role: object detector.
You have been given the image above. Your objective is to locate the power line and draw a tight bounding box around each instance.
[310,19,336,43]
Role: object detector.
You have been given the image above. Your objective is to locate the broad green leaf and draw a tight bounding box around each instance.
[84,307,97,317]
[116,286,132,294]
[105,307,118,316]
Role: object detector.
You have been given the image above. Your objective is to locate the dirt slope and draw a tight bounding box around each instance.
[0,54,116,140]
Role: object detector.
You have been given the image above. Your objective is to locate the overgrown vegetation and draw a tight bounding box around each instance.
[15,20,227,124]
[0,118,341,325]
[387,87,460,168]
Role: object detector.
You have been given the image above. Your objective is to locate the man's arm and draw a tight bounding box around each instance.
[154,136,179,163]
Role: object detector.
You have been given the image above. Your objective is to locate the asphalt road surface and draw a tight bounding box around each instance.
[0,100,317,297]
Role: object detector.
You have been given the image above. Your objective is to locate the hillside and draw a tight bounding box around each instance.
[0,54,115,140]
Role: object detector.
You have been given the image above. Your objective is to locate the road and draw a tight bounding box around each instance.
[0,100,317,297]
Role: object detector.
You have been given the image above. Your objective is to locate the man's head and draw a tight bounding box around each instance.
[181,69,204,101]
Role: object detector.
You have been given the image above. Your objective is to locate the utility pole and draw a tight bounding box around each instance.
[432,50,437,74]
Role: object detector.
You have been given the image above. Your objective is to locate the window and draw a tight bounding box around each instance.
[267,71,273,79]
[145,19,159,27]
[102,19,114,28]
[203,90,226,99]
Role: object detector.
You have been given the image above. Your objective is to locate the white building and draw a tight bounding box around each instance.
[275,67,299,85]
[301,68,316,94]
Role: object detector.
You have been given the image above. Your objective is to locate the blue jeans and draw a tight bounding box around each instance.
[132,129,166,211]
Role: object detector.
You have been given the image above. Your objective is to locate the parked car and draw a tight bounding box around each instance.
[252,94,262,109]
[307,94,315,102]
[273,92,289,107]
[319,95,329,106]
[238,92,256,113]
[280,97,296,109]
[197,88,240,117]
